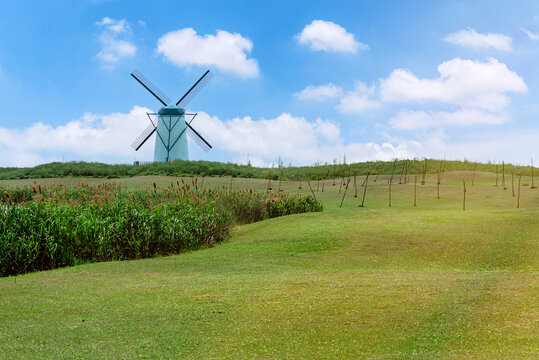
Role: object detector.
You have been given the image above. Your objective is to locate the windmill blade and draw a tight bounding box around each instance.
[185,122,212,152]
[131,123,157,151]
[131,70,172,106]
[176,70,213,108]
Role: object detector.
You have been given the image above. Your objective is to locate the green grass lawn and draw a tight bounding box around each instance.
[1,173,538,359]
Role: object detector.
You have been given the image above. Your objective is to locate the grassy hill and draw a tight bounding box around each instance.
[0,172,537,358]
[0,158,536,181]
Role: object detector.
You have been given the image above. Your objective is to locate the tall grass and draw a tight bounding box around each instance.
[0,181,322,276]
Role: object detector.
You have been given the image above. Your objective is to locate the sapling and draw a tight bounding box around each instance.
[339,178,351,207]
[472,163,478,186]
[511,170,515,197]
[532,158,536,189]
[517,175,521,208]
[359,174,370,207]
[421,159,428,185]
[389,160,396,207]
[354,173,358,197]
[307,180,317,201]
[414,175,417,207]
[462,179,466,211]
[502,161,506,190]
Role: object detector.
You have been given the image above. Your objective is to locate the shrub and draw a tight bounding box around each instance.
[0,182,322,276]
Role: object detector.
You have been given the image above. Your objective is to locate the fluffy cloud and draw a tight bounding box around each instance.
[96,17,129,33]
[406,128,539,164]
[444,28,512,51]
[297,20,368,53]
[192,112,417,164]
[294,83,343,101]
[96,17,136,67]
[337,81,380,114]
[520,27,539,40]
[0,106,153,167]
[2,107,534,167]
[0,107,419,167]
[388,109,508,130]
[157,28,259,78]
[380,58,527,112]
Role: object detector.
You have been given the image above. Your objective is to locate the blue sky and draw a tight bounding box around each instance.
[0,0,538,167]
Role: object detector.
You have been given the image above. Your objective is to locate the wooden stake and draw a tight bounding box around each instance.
[421,159,427,185]
[462,179,466,211]
[436,160,443,199]
[517,175,521,208]
[299,178,302,189]
[321,179,324,192]
[532,157,537,189]
[399,161,405,184]
[389,160,396,207]
[495,164,499,187]
[512,171,515,197]
[502,161,506,190]
[353,173,358,197]
[361,164,376,187]
[414,175,417,207]
[359,174,369,207]
[307,180,317,201]
[437,172,440,199]
[339,178,351,207]
[403,161,409,184]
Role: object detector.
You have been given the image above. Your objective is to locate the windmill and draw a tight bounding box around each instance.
[130,69,214,162]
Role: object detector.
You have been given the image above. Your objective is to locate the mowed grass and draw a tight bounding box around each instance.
[0,172,538,359]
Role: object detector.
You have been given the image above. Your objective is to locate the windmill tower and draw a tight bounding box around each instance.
[130,70,214,162]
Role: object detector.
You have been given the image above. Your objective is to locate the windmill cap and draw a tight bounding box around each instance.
[158,106,185,115]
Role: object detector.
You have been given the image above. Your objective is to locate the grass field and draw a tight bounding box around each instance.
[0,172,538,359]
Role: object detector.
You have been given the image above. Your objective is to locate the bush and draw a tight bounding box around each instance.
[0,182,322,276]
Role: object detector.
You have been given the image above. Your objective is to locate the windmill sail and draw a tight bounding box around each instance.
[131,123,157,151]
[176,70,214,107]
[130,69,214,161]
[186,122,212,152]
[131,70,172,106]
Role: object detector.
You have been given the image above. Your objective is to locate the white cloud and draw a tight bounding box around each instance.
[388,109,508,130]
[337,81,380,114]
[380,58,527,112]
[2,107,534,167]
[407,128,539,164]
[192,111,416,164]
[0,106,153,167]
[96,17,136,67]
[157,28,259,78]
[294,83,343,101]
[444,28,512,51]
[297,20,368,53]
[0,108,419,167]
[520,27,539,40]
[96,17,129,33]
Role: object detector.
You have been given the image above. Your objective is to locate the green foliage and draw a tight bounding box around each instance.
[0,159,535,181]
[0,182,322,276]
